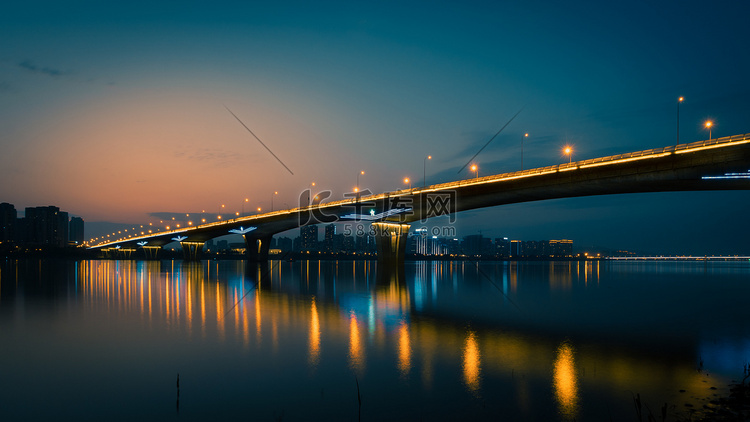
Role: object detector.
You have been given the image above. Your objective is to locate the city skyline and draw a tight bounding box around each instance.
[2,1,750,255]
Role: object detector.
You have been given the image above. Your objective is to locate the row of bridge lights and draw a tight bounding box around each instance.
[92,101,717,246]
[90,194,282,245]
[459,97,715,183]
[90,151,537,245]
[396,98,716,189]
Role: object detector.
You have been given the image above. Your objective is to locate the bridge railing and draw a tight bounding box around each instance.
[424,133,750,191]
[92,133,749,247]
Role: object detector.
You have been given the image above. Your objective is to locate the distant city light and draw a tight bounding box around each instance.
[702,170,750,179]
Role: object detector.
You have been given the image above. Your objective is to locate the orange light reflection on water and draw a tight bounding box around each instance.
[349,311,364,373]
[398,320,411,377]
[309,298,321,368]
[462,330,481,394]
[66,259,714,418]
[553,341,578,420]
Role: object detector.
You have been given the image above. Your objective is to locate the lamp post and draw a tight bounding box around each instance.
[356,170,364,192]
[242,198,248,216]
[404,177,411,190]
[470,164,478,179]
[271,191,278,211]
[521,133,528,170]
[423,155,431,187]
[356,170,365,201]
[677,97,684,145]
[705,120,713,140]
[309,182,316,205]
[564,146,573,163]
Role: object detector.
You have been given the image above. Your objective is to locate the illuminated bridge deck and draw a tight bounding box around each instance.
[91,132,750,250]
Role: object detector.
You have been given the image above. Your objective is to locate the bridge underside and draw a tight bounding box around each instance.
[180,241,204,261]
[392,145,750,223]
[91,134,750,265]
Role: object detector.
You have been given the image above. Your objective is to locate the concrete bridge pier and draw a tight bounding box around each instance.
[116,248,136,259]
[244,235,273,262]
[372,222,411,268]
[180,241,205,261]
[141,246,161,260]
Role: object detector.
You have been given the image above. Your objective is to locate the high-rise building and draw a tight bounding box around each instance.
[69,216,84,245]
[510,240,521,257]
[521,240,542,257]
[342,235,355,252]
[495,237,510,257]
[301,225,318,251]
[549,239,573,257]
[333,233,345,253]
[324,224,336,252]
[23,206,68,247]
[462,234,484,256]
[0,202,17,244]
[412,228,429,255]
[355,234,367,253]
[276,236,293,253]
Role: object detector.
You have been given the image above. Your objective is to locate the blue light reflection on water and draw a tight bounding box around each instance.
[0,259,748,421]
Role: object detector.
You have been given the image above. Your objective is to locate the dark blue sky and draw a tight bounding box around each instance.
[1,1,749,254]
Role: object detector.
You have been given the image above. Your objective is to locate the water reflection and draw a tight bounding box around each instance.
[309,297,321,368]
[553,341,578,420]
[398,320,411,377]
[462,330,481,395]
[2,259,749,421]
[349,311,364,373]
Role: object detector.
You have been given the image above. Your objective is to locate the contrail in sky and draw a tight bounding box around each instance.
[458,106,524,174]
[224,105,294,175]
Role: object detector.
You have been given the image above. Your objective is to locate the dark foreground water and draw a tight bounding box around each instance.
[1,259,749,421]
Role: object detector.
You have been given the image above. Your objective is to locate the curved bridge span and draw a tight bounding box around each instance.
[92,133,750,262]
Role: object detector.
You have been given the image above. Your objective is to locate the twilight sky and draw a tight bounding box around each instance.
[2,1,749,254]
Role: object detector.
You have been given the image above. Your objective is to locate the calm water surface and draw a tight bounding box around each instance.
[1,259,749,421]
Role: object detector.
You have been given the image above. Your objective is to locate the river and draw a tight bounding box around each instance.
[1,259,748,421]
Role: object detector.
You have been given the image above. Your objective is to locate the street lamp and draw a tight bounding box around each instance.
[564,146,573,163]
[356,170,365,192]
[271,191,278,211]
[404,177,411,190]
[242,198,249,216]
[423,155,432,187]
[470,164,478,179]
[677,97,684,145]
[521,133,529,170]
[705,120,713,140]
[309,182,316,205]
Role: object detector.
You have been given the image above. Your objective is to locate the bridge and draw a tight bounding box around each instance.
[91,133,750,263]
